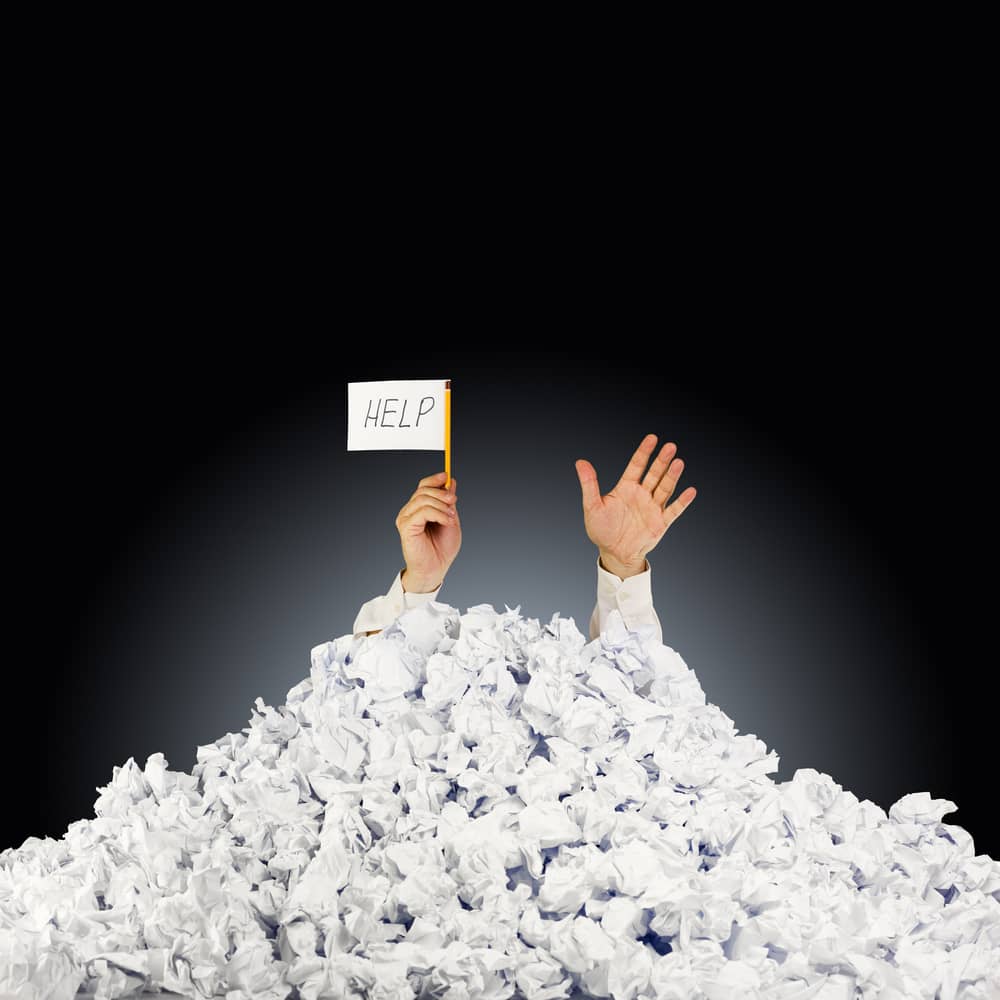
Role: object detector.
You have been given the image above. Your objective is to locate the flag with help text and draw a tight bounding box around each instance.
[347,379,449,451]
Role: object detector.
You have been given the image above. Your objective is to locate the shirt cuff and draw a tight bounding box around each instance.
[352,569,443,638]
[397,569,443,608]
[596,554,653,617]
[597,553,650,591]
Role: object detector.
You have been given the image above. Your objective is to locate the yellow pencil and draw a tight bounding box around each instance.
[444,380,452,490]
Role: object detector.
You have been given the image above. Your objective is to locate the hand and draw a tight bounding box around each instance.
[575,434,696,578]
[396,471,461,593]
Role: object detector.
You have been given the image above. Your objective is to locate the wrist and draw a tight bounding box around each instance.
[401,567,444,594]
[598,550,647,579]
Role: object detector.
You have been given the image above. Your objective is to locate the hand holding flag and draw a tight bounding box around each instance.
[396,471,460,593]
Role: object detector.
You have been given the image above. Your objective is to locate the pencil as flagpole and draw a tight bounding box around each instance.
[444,380,452,489]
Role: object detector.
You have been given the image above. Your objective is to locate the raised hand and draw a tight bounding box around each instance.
[575,434,696,578]
[396,471,461,593]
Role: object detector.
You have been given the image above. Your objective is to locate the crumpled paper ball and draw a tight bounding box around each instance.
[2,601,998,999]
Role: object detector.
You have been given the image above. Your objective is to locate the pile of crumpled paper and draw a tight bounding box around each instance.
[2,602,998,999]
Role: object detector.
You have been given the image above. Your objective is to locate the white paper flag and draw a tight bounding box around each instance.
[347,379,448,451]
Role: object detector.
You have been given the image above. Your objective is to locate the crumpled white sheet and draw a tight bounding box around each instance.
[2,602,998,1000]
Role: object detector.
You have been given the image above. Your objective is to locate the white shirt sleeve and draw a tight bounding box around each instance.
[352,569,443,639]
[589,555,663,645]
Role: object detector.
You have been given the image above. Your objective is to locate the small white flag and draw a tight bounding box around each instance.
[347,379,448,451]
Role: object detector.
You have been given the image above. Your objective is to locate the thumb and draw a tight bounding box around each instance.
[575,459,601,511]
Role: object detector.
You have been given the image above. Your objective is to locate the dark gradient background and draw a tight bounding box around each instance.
[7,347,995,859]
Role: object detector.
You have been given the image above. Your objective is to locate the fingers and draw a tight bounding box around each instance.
[618,433,658,485]
[641,441,677,492]
[575,459,601,511]
[397,501,456,533]
[399,474,459,534]
[652,455,685,507]
[399,495,456,522]
[408,485,457,506]
[663,486,697,529]
[410,505,455,530]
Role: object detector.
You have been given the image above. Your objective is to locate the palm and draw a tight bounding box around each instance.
[576,433,697,570]
[584,480,668,556]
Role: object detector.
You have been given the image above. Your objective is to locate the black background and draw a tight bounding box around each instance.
[7,334,995,860]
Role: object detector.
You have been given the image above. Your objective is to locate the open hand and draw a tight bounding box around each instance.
[396,471,461,593]
[575,434,696,578]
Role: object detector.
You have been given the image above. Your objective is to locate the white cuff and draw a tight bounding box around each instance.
[597,554,652,619]
[400,570,443,608]
[591,555,662,644]
[352,569,443,638]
